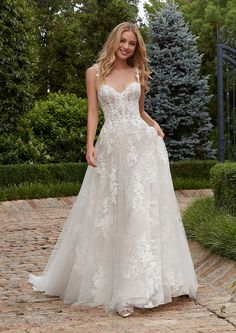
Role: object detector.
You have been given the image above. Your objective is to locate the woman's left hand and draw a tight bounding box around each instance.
[153,122,165,139]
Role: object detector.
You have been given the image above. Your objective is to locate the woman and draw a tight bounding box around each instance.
[29,22,198,318]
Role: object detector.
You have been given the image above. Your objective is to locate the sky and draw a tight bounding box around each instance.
[138,0,149,22]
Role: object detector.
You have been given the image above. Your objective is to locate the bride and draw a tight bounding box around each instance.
[29,22,198,318]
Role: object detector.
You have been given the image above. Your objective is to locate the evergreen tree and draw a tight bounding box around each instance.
[145,0,236,123]
[145,2,216,160]
[0,0,37,134]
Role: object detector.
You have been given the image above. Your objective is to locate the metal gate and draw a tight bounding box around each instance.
[217,40,236,162]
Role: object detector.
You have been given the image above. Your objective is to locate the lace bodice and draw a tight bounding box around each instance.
[97,67,142,124]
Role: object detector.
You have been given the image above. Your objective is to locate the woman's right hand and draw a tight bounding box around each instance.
[86,145,97,167]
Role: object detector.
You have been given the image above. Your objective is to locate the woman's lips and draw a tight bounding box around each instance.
[119,49,129,56]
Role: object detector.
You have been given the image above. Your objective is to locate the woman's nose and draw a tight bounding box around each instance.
[124,42,129,49]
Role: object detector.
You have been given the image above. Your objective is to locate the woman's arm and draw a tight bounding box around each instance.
[139,86,165,139]
[85,66,99,167]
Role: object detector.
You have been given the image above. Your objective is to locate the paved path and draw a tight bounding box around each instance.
[0,190,236,333]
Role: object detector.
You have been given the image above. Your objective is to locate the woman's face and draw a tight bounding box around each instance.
[115,30,137,60]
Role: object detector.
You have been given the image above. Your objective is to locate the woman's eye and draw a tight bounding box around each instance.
[120,39,136,46]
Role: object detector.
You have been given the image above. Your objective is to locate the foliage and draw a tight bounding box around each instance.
[170,159,217,179]
[0,159,213,187]
[0,133,47,165]
[170,159,217,189]
[0,93,104,164]
[33,0,138,99]
[183,196,236,260]
[144,0,236,121]
[210,161,236,216]
[0,162,87,188]
[0,160,214,201]
[22,92,104,163]
[0,0,37,134]
[0,182,81,201]
[173,178,211,190]
[145,2,216,160]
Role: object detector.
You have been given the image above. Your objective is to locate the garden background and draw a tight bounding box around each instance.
[0,0,236,260]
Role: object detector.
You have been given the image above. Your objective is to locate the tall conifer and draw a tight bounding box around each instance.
[145,2,215,160]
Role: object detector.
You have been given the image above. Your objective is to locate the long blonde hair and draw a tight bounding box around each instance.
[95,22,151,92]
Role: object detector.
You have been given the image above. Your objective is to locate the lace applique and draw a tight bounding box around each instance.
[124,235,161,297]
[102,125,114,155]
[132,172,145,207]
[96,151,107,187]
[97,196,113,237]
[110,165,118,204]
[91,265,106,297]
[125,138,138,167]
[74,238,88,272]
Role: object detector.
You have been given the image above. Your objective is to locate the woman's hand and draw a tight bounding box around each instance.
[153,122,165,139]
[86,145,97,167]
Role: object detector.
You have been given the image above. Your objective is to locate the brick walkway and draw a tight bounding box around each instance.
[0,190,236,333]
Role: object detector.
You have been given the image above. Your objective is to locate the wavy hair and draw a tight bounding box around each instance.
[94,22,151,92]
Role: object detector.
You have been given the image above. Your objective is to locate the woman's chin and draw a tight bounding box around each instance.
[116,52,131,60]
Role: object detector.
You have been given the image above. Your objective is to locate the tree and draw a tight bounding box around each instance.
[144,0,236,122]
[145,2,216,160]
[0,0,37,134]
[34,0,138,99]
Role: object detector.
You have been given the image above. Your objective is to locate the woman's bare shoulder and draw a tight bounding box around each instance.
[86,64,98,77]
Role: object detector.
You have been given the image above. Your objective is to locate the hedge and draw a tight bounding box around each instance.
[0,160,216,188]
[210,161,236,216]
[169,159,217,180]
[0,162,87,188]
[0,182,81,201]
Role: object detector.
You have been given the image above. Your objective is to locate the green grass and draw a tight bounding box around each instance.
[0,177,210,201]
[0,182,81,201]
[0,160,214,201]
[0,160,212,201]
[183,196,236,260]
[173,177,210,190]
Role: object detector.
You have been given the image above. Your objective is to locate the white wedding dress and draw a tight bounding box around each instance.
[29,67,198,314]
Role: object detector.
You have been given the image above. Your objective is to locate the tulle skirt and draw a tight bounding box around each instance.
[29,118,198,314]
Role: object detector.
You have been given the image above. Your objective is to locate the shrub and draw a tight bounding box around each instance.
[0,92,104,164]
[22,92,104,163]
[0,163,87,188]
[183,196,236,260]
[0,160,213,189]
[0,133,47,164]
[0,160,214,202]
[210,161,236,216]
[170,160,217,180]
[0,182,81,201]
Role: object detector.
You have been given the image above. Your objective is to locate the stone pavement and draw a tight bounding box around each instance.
[0,190,236,333]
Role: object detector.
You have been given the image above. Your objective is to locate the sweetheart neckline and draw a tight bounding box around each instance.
[100,81,140,95]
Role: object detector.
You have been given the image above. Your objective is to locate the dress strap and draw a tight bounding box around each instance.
[135,67,140,83]
[93,63,99,77]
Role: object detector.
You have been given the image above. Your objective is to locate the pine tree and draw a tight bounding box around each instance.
[145,2,216,160]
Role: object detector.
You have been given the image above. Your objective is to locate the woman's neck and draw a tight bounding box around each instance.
[112,59,132,71]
